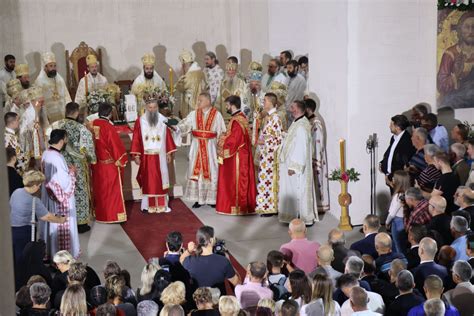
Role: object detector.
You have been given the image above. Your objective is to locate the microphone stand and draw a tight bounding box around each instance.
[366,134,378,215]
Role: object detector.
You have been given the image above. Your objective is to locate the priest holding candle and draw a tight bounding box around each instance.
[74,54,108,109]
[277,100,318,226]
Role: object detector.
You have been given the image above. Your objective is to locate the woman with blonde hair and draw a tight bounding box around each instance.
[60,284,88,316]
[257,298,275,313]
[161,281,186,310]
[10,170,67,289]
[310,274,340,316]
[160,304,185,316]
[386,170,411,254]
[137,263,159,302]
[219,296,241,316]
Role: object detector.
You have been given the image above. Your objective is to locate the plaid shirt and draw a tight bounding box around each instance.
[405,199,431,232]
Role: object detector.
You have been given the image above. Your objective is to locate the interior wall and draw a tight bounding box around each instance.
[308,0,441,225]
[0,0,272,84]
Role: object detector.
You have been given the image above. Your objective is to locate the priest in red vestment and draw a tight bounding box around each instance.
[216,95,256,215]
[131,92,177,213]
[91,103,128,223]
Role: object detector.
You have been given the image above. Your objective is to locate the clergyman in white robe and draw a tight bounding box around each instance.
[131,70,167,113]
[176,105,226,205]
[35,70,72,123]
[74,72,108,107]
[278,115,319,225]
[40,147,80,259]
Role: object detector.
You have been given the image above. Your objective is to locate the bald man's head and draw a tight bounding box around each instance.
[418,237,438,260]
[317,245,334,265]
[375,233,392,255]
[289,219,306,238]
[429,196,446,216]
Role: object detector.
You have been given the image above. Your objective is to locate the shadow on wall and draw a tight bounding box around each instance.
[51,42,67,80]
[153,44,175,84]
[25,52,42,80]
[401,103,461,142]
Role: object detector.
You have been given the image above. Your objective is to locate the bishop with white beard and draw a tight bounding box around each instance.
[131,93,177,213]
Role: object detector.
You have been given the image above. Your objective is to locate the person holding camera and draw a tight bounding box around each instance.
[180,226,241,295]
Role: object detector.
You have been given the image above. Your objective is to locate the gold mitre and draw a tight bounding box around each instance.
[15,64,29,77]
[18,89,31,105]
[86,54,98,66]
[141,53,155,66]
[28,86,43,101]
[178,50,193,64]
[226,62,238,71]
[42,52,56,65]
[6,79,22,97]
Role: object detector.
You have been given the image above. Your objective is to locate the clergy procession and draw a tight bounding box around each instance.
[3,49,328,271]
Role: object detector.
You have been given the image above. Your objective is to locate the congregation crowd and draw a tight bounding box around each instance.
[3,43,474,316]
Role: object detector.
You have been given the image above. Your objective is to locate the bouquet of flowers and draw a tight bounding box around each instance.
[329,168,360,183]
[87,89,110,114]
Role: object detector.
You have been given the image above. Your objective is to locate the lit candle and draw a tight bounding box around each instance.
[339,138,346,172]
[84,71,88,97]
[169,67,173,95]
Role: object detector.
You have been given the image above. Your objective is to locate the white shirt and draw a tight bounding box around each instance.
[352,311,382,316]
[387,130,405,174]
[385,193,404,225]
[340,291,385,316]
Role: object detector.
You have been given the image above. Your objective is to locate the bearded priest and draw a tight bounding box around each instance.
[131,92,177,213]
[216,95,256,215]
[34,52,71,123]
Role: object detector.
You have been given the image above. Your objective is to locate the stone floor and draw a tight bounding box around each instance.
[80,147,363,289]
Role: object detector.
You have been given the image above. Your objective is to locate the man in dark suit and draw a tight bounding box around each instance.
[427,196,453,246]
[411,237,449,295]
[406,224,428,270]
[350,215,380,259]
[454,187,474,230]
[385,270,425,316]
[328,228,350,273]
[380,114,416,187]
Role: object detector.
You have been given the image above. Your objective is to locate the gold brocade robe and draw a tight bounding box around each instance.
[176,63,207,119]
[34,71,72,123]
[216,76,247,123]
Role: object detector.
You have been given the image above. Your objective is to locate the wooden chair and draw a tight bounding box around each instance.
[65,41,102,100]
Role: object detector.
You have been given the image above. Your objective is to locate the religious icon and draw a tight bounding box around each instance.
[437,10,474,109]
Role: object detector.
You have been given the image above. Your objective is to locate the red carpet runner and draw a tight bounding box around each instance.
[121,199,246,279]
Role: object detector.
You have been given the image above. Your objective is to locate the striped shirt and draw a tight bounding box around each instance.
[408,149,427,174]
[416,164,441,191]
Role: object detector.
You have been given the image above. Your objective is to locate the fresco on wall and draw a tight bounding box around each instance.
[437,10,474,109]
